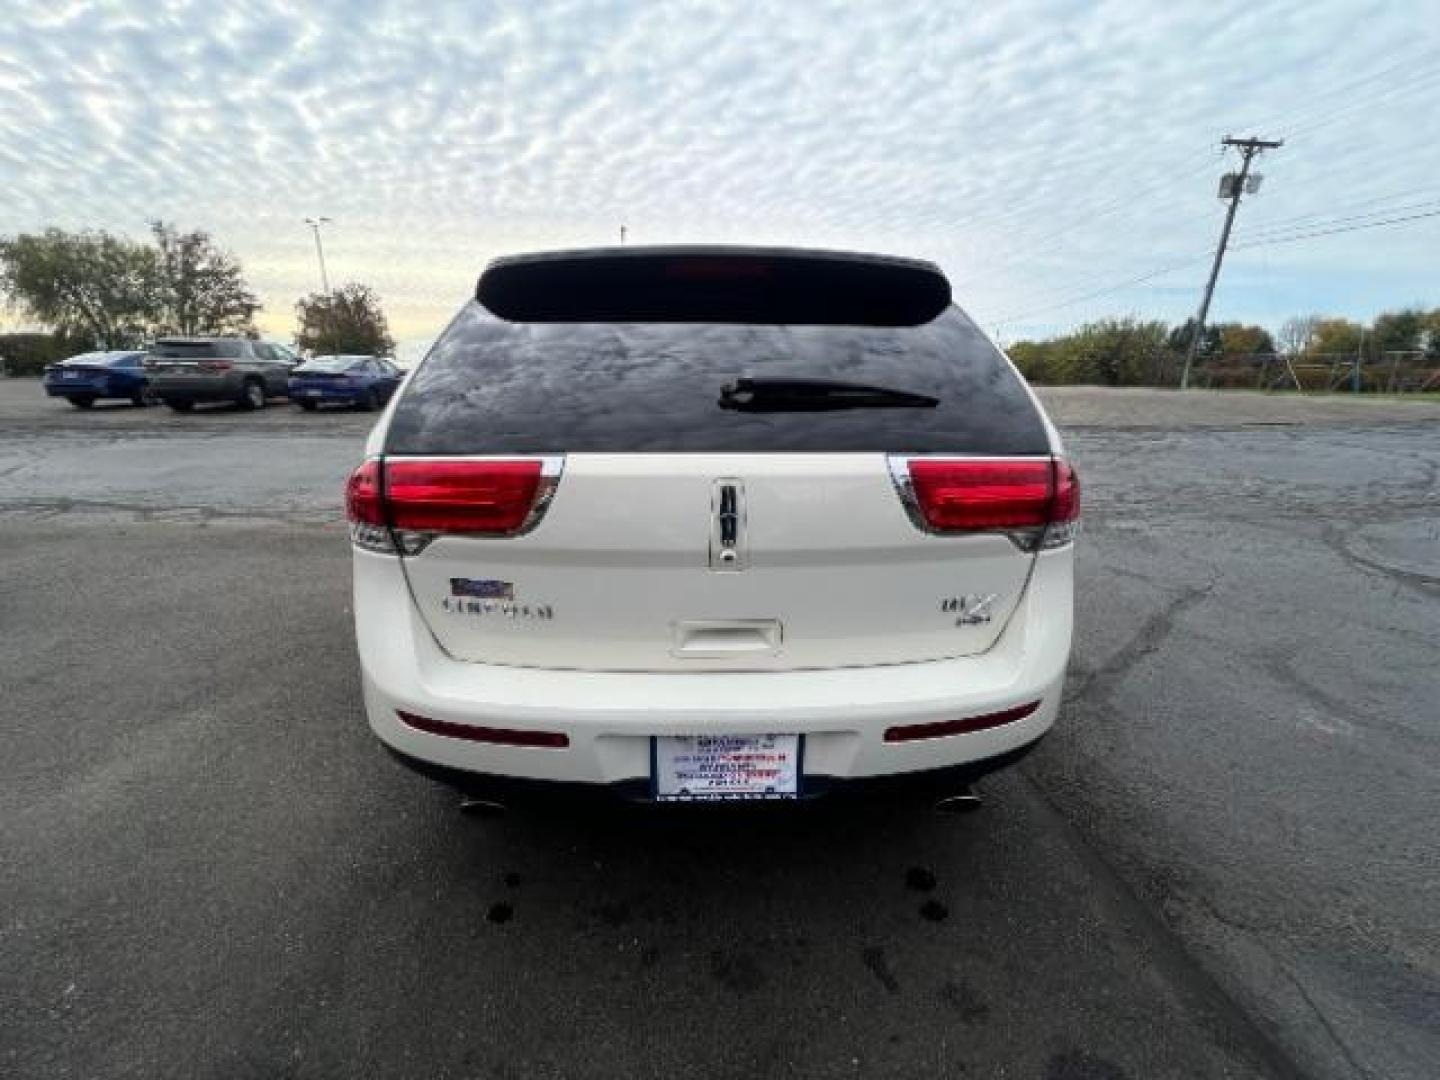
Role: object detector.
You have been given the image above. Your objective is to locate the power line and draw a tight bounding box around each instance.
[944,144,1225,254]
[1239,198,1440,243]
[993,252,1212,326]
[1234,206,1440,249]
[1236,51,1438,136]
[1283,65,1440,141]
[993,201,1440,330]
[1239,185,1440,236]
[950,157,1222,291]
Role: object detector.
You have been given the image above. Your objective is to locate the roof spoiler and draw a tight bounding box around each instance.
[475,246,951,326]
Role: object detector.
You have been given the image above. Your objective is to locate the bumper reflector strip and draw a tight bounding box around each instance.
[396,710,569,749]
[883,700,1042,743]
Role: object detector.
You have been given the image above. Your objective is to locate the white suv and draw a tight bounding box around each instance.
[347,247,1077,805]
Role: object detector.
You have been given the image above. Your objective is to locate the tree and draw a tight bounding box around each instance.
[1277,315,1319,356]
[1214,322,1276,356]
[295,283,395,357]
[1166,318,1222,358]
[1310,317,1364,356]
[1371,308,1427,354]
[0,228,158,348]
[0,330,96,376]
[1009,318,1169,385]
[149,221,259,337]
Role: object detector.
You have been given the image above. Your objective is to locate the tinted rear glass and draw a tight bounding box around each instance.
[297,356,359,373]
[386,302,1048,455]
[153,340,244,358]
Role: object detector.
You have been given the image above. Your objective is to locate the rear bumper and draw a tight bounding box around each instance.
[354,546,1072,791]
[382,734,1048,804]
[148,375,243,402]
[45,381,124,398]
[290,385,364,403]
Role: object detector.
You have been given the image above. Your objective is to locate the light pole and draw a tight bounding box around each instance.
[304,217,332,295]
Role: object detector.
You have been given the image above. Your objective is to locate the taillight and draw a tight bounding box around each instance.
[888,456,1080,549]
[1051,459,1080,523]
[386,460,545,533]
[344,457,562,554]
[345,460,385,526]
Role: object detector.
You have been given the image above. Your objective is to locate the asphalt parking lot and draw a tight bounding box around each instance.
[2,381,1436,1079]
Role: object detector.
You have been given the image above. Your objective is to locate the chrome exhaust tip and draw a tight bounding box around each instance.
[934,790,983,815]
[459,797,508,818]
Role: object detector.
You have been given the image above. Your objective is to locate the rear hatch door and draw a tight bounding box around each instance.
[382,249,1054,672]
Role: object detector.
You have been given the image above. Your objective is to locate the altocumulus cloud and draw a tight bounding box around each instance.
[0,0,1436,347]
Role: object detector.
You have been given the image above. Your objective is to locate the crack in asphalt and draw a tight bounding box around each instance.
[1281,963,1376,1080]
[1318,523,1440,594]
[1013,768,1311,1080]
[1063,580,1218,708]
[0,496,339,527]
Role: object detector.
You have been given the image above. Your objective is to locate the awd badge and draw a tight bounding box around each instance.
[941,594,999,626]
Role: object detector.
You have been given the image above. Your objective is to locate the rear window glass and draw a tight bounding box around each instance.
[386,303,1048,455]
[153,340,244,358]
[297,357,358,373]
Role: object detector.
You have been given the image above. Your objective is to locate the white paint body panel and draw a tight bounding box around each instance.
[398,454,1035,672]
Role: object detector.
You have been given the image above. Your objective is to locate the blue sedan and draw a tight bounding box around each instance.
[288,355,404,411]
[43,350,154,408]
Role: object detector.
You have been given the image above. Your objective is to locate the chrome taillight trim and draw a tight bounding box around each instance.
[515,455,566,537]
[885,453,1076,551]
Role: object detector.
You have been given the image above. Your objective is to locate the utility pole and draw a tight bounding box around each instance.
[1180,136,1282,389]
[304,217,333,295]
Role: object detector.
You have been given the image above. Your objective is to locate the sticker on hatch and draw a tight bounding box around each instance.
[653,734,802,802]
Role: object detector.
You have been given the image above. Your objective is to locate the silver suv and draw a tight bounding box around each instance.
[145,337,299,412]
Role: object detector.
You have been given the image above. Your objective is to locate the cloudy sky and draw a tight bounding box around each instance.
[2,0,1436,356]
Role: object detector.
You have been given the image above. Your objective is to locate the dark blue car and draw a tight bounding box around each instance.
[288,355,403,411]
[43,350,154,408]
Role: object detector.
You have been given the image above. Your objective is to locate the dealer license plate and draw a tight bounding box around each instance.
[652,734,802,802]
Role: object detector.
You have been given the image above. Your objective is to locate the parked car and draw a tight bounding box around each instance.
[289,355,403,411]
[42,350,153,408]
[145,337,299,412]
[347,246,1078,808]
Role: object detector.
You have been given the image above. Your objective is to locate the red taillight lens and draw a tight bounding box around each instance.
[899,457,1079,535]
[884,700,1041,743]
[1052,459,1080,523]
[384,460,545,535]
[907,459,1054,531]
[345,460,385,526]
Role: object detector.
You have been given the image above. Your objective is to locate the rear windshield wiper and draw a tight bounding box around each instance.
[718,376,940,412]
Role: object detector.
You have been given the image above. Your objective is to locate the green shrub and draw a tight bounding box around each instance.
[0,332,94,376]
